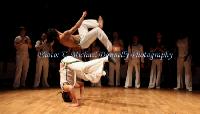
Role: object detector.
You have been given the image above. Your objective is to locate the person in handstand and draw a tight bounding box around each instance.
[60,55,115,107]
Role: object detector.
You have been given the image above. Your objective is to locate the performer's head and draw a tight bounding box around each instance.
[178,34,189,45]
[18,26,26,36]
[41,33,47,41]
[47,28,59,42]
[156,32,162,39]
[132,35,139,45]
[156,32,162,44]
[113,32,119,40]
[62,92,72,102]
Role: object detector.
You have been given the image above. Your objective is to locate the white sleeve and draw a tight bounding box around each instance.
[14,36,21,43]
[26,36,31,40]
[35,40,41,48]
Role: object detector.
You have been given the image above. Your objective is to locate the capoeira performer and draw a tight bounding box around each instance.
[174,36,192,91]
[109,32,124,86]
[13,26,32,89]
[34,33,54,88]
[60,56,115,107]
[148,32,165,89]
[47,11,113,52]
[124,35,144,89]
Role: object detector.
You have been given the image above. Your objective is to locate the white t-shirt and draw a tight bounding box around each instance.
[35,40,52,58]
[127,44,144,63]
[14,36,30,57]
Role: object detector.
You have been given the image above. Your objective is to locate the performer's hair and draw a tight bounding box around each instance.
[62,92,72,102]
[17,26,26,34]
[47,28,59,42]
[19,26,26,31]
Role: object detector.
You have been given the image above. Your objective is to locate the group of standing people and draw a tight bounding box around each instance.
[105,31,192,92]
[13,27,54,89]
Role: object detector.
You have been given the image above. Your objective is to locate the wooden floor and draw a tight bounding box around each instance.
[0,87,200,114]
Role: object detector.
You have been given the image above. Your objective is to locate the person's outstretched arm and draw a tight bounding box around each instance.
[75,81,84,99]
[55,29,63,36]
[69,89,80,107]
[67,11,87,35]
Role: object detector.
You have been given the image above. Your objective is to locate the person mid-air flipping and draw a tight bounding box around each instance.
[48,11,113,52]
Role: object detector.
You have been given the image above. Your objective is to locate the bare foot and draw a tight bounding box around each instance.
[98,16,103,29]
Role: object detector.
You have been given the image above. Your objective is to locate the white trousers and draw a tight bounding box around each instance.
[176,57,192,90]
[90,56,101,87]
[78,20,112,52]
[148,59,163,88]
[67,56,108,83]
[109,59,121,86]
[13,55,29,88]
[125,60,140,88]
[34,57,49,87]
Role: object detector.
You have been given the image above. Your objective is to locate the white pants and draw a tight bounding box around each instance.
[34,57,49,87]
[125,60,140,88]
[148,59,163,88]
[109,58,121,86]
[90,56,101,87]
[13,55,29,88]
[67,56,108,83]
[176,57,192,90]
[78,20,112,52]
